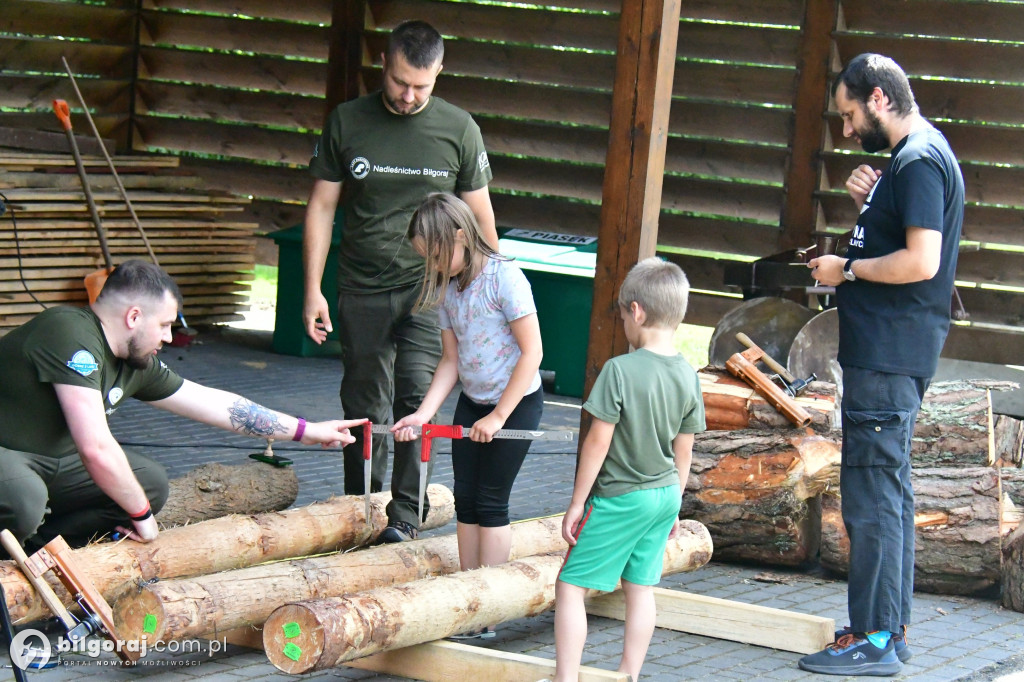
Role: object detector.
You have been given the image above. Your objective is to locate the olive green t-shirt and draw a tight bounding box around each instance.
[309,93,493,293]
[0,307,184,457]
[582,348,706,498]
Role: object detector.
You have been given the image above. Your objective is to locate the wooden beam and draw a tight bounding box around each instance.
[348,640,628,682]
[586,587,834,655]
[583,0,682,410]
[326,0,367,115]
[778,0,838,251]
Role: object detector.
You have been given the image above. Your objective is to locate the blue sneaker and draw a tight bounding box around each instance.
[799,632,902,676]
[836,625,912,663]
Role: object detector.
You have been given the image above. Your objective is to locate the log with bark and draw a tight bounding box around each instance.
[819,468,1001,595]
[995,414,1024,467]
[681,429,840,566]
[262,520,713,673]
[112,516,568,642]
[699,368,837,432]
[909,380,1014,468]
[157,461,298,528]
[1,485,454,624]
[1000,524,1024,612]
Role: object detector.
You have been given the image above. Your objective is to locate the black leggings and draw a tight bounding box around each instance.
[451,388,543,527]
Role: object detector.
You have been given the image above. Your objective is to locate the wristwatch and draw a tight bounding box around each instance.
[842,258,857,282]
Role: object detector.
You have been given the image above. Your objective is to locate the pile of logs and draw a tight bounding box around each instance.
[689,371,1024,601]
[0,146,258,332]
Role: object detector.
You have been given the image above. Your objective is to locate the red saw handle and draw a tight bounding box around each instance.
[53,99,72,131]
[363,422,372,460]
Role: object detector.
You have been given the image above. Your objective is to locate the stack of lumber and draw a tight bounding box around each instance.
[0,149,258,332]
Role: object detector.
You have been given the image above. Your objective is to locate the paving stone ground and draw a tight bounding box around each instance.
[3,326,1023,681]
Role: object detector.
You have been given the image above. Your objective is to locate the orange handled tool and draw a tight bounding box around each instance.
[363,422,373,527]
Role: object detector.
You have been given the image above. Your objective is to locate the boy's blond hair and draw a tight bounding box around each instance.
[617,257,689,328]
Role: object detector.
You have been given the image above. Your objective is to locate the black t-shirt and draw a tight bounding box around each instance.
[836,127,964,378]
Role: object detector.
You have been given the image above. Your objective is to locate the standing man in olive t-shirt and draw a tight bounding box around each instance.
[0,261,364,553]
[302,20,496,543]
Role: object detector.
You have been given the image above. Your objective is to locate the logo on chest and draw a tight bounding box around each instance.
[350,156,370,179]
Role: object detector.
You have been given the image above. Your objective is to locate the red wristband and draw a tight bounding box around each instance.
[293,417,306,442]
[129,504,152,521]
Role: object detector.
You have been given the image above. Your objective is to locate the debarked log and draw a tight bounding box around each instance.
[157,461,299,528]
[2,485,454,624]
[681,429,840,566]
[699,368,837,432]
[113,516,568,642]
[263,521,713,673]
[819,468,1001,595]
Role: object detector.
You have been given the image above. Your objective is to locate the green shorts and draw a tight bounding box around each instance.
[558,484,680,592]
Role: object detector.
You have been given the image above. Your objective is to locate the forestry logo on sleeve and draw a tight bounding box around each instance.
[67,350,99,376]
[478,151,490,172]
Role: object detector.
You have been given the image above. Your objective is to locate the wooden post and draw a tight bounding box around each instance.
[583,0,682,414]
[263,521,712,673]
[325,0,367,117]
[778,0,840,251]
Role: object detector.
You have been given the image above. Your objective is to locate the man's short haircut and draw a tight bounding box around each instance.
[96,259,183,308]
[832,53,917,117]
[618,257,690,329]
[387,20,444,69]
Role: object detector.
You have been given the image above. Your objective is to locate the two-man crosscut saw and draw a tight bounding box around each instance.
[360,423,574,526]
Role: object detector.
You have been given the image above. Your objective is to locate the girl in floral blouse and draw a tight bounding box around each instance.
[393,193,543,637]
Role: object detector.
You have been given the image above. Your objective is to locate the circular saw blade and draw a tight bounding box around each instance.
[708,297,815,368]
[788,307,841,387]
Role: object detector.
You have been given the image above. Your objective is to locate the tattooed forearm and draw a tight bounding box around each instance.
[227,399,288,437]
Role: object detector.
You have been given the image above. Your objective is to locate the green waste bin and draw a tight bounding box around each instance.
[499,229,596,398]
[268,219,344,357]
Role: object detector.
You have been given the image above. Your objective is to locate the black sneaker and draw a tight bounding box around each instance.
[380,520,418,543]
[835,625,912,663]
[798,632,902,676]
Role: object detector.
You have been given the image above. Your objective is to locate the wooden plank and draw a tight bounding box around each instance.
[826,117,1024,167]
[957,249,1024,290]
[0,113,124,142]
[586,587,834,655]
[137,46,327,96]
[0,170,202,191]
[346,640,628,682]
[834,33,1024,84]
[953,286,1024,330]
[9,189,249,203]
[133,116,317,165]
[818,192,1024,251]
[134,82,323,130]
[2,0,136,42]
[142,0,331,24]
[0,75,130,113]
[0,151,179,168]
[0,37,133,78]
[176,158,313,203]
[778,0,837,251]
[943,325,1024,366]
[0,127,113,156]
[480,118,790,184]
[823,152,1024,209]
[841,0,1024,42]
[585,0,682,407]
[139,10,329,60]
[681,291,744,330]
[912,80,1024,127]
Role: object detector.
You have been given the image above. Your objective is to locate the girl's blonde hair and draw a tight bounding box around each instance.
[407,193,501,310]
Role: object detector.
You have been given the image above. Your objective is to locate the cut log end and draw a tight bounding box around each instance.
[263,603,328,674]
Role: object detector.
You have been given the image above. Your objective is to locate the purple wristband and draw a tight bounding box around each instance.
[293,417,306,442]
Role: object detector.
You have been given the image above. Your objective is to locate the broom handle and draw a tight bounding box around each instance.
[61,56,159,267]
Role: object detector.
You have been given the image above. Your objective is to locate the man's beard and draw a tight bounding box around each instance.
[858,107,890,153]
[126,337,154,370]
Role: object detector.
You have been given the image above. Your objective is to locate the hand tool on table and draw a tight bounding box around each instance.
[736,333,817,397]
[0,529,140,664]
[726,333,813,428]
[52,99,114,303]
[371,424,575,525]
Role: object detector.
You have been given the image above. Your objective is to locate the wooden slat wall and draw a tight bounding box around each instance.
[2,0,1022,359]
[820,0,1024,361]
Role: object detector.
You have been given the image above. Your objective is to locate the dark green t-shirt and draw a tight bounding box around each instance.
[309,93,493,292]
[583,348,706,498]
[0,307,184,457]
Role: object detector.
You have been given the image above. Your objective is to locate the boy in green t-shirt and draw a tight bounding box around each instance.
[545,258,705,682]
